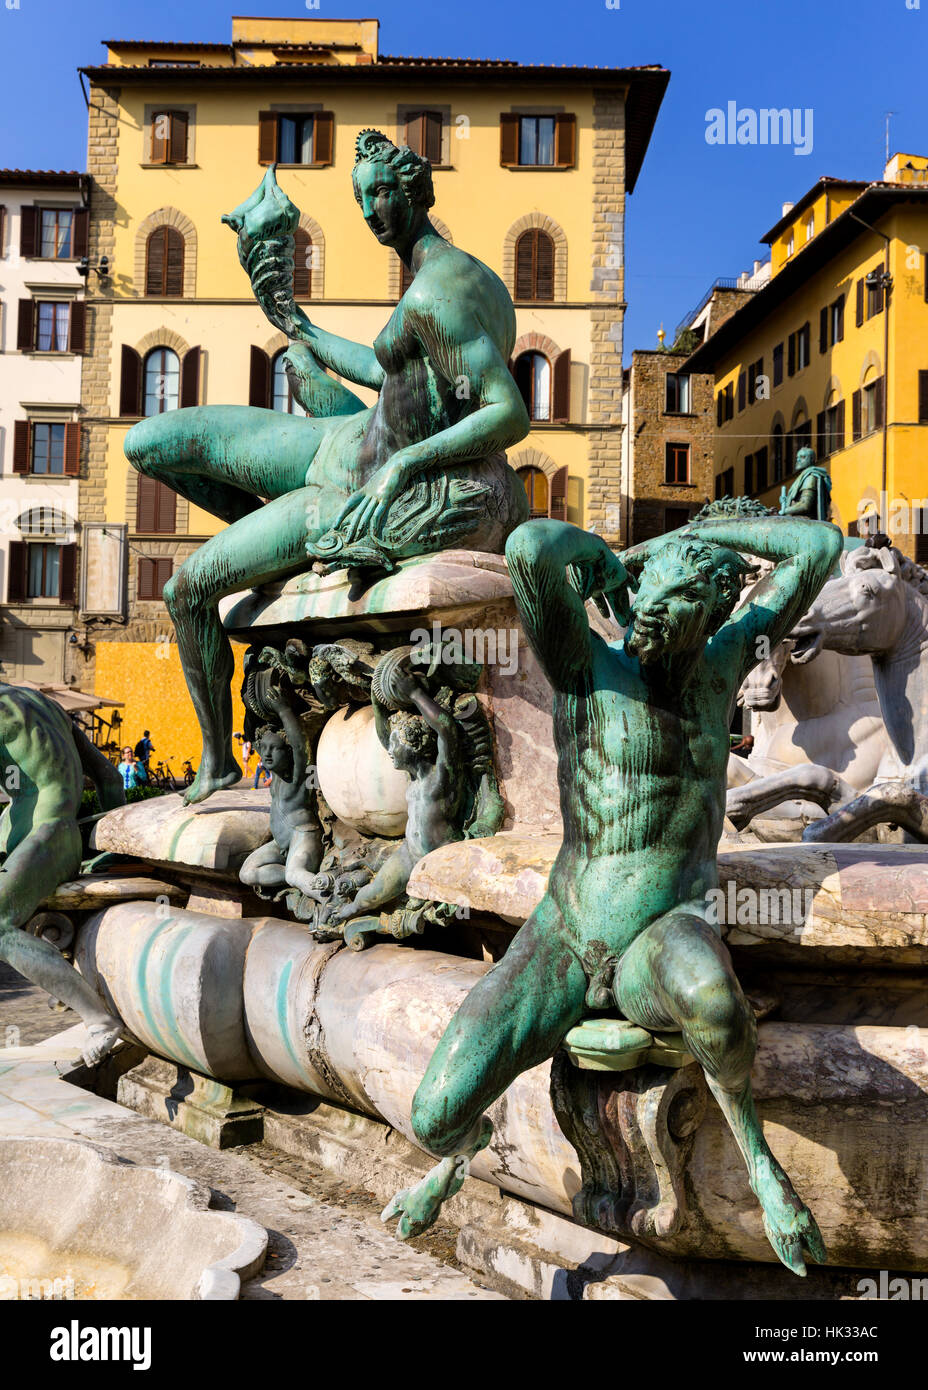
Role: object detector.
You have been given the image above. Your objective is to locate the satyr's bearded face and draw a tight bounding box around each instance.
[627,556,717,664]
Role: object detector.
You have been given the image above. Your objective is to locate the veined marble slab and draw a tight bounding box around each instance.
[91,789,272,874]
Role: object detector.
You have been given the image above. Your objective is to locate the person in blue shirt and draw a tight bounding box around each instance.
[117,746,145,790]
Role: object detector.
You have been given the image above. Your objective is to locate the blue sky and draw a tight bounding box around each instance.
[1,0,923,359]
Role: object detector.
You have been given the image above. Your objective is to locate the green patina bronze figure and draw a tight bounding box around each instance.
[780,447,832,521]
[124,133,529,805]
[383,513,842,1277]
[0,685,126,1065]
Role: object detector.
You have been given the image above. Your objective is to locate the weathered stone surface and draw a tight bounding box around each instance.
[410,836,928,962]
[43,876,185,911]
[219,550,514,635]
[74,905,928,1270]
[91,789,271,874]
[0,1134,267,1299]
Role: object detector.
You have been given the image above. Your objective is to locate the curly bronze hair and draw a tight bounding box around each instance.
[353,129,435,210]
[388,709,437,760]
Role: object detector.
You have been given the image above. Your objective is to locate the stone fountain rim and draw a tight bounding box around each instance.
[0,1134,268,1301]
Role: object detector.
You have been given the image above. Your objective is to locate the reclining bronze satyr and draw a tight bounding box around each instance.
[124,134,530,806]
[382,514,842,1278]
[0,685,126,1064]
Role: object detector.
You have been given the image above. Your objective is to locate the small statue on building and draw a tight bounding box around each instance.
[780,447,832,522]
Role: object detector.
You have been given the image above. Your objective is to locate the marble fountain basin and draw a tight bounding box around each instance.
[0,1136,267,1300]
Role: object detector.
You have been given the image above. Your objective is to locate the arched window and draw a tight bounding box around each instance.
[293,228,313,298]
[145,227,185,297]
[272,349,306,416]
[513,352,552,422]
[515,229,555,301]
[143,348,180,415]
[518,466,549,518]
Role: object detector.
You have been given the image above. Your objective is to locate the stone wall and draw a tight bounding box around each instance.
[626,349,716,544]
[586,90,627,544]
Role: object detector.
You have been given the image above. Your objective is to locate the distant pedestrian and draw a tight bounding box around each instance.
[253,757,270,789]
[241,738,254,777]
[117,746,146,790]
[134,730,154,775]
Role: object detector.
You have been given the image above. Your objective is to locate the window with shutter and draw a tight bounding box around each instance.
[874,376,884,430]
[58,544,77,606]
[554,113,577,167]
[249,346,272,408]
[258,111,278,165]
[19,206,37,257]
[145,227,185,297]
[773,343,784,387]
[856,278,865,327]
[552,349,571,422]
[136,476,177,534]
[517,466,548,518]
[180,346,201,408]
[919,370,928,424]
[499,114,519,167]
[120,345,143,417]
[68,301,86,353]
[820,306,829,354]
[787,334,796,377]
[12,421,31,474]
[64,423,81,476]
[17,299,34,351]
[138,557,172,601]
[293,228,312,297]
[548,465,568,519]
[835,399,846,451]
[514,230,555,301]
[405,111,443,163]
[852,390,862,441]
[151,111,189,164]
[7,542,27,603]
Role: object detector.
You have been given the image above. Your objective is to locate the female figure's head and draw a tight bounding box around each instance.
[352,129,434,253]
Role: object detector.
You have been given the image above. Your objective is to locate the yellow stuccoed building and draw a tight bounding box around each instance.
[76,14,666,762]
[686,155,928,559]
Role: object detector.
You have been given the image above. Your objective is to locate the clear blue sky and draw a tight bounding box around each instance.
[1,0,923,359]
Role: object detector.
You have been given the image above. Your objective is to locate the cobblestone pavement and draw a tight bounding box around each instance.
[0,963,71,1048]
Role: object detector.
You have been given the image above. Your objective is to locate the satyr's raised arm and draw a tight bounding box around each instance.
[686,514,843,679]
[506,520,630,692]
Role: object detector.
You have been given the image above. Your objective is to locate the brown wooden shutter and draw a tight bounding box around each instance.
[856,278,865,327]
[145,228,165,295]
[423,111,442,163]
[249,346,272,407]
[515,232,534,299]
[536,231,555,300]
[12,421,31,474]
[919,370,928,424]
[313,112,334,165]
[874,376,885,430]
[852,389,862,441]
[7,542,27,602]
[151,112,169,164]
[58,544,77,605]
[64,423,81,476]
[164,227,184,296]
[17,299,34,351]
[180,346,201,407]
[68,300,86,353]
[157,484,176,534]
[120,345,143,416]
[72,208,89,258]
[137,476,158,532]
[787,333,795,377]
[554,113,577,167]
[835,399,846,450]
[258,111,278,165]
[19,205,37,257]
[737,372,746,412]
[835,296,845,342]
[500,114,519,167]
[293,228,311,297]
[816,411,826,457]
[548,465,568,520]
[552,349,571,422]
[168,110,188,164]
[873,274,884,315]
[137,557,154,601]
[819,306,829,354]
